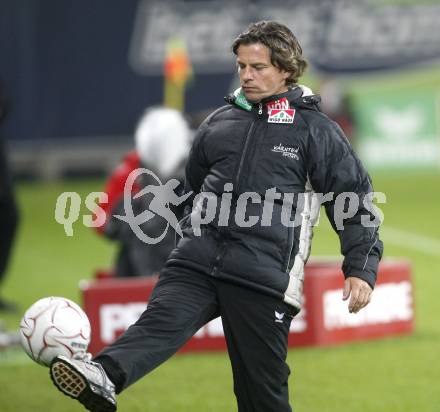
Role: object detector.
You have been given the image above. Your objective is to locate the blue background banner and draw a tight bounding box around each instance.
[1,0,439,141]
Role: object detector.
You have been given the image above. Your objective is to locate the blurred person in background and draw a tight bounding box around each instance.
[0,83,19,312]
[50,21,382,412]
[94,107,191,277]
[319,77,354,142]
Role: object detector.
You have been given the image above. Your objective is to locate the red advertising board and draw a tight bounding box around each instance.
[81,259,414,355]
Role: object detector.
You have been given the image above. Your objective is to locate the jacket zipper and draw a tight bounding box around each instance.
[235,121,255,192]
[213,104,262,276]
[235,103,263,192]
[284,226,295,272]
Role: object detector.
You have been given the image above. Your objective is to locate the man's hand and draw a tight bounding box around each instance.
[342,277,373,313]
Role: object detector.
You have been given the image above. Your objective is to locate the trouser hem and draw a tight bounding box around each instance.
[94,354,127,394]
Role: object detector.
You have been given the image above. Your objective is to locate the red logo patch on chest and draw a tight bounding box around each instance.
[265,97,290,113]
[268,109,295,124]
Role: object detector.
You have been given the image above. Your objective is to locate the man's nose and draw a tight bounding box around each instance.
[241,67,253,82]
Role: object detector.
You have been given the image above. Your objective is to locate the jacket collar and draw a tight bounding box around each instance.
[226,86,321,113]
[259,86,303,105]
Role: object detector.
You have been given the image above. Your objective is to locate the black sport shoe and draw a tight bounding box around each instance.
[50,355,117,412]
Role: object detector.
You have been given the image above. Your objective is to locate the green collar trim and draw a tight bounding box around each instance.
[233,88,252,112]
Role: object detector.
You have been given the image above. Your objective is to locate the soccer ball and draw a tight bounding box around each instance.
[19,296,91,366]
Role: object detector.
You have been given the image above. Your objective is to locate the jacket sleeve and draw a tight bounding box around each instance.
[185,117,211,195]
[306,115,383,289]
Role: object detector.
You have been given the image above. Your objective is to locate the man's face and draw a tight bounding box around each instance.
[236,43,290,103]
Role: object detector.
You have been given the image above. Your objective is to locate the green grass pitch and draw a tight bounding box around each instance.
[0,171,439,411]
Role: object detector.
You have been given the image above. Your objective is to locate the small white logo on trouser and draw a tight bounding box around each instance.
[275,311,285,323]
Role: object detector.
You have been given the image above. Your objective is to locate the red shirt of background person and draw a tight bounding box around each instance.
[94,151,141,235]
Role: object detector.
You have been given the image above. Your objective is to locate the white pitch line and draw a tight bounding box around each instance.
[381,226,440,257]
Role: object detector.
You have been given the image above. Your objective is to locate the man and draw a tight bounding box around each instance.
[49,21,383,412]
[0,83,19,312]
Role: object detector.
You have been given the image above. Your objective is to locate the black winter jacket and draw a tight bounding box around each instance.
[165,87,383,311]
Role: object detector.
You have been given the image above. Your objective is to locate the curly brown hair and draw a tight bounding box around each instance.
[232,21,308,87]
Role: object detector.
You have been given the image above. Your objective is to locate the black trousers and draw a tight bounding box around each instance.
[95,269,295,412]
